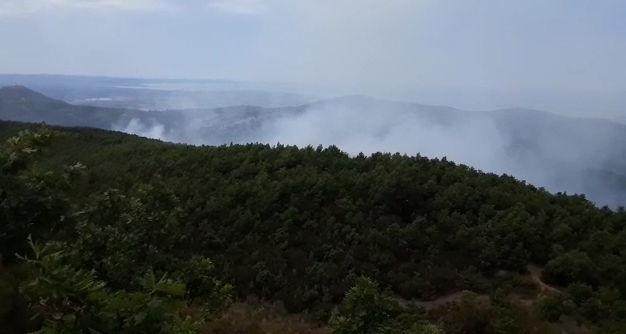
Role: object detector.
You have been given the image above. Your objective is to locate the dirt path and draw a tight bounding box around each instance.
[395,291,490,310]
[526,264,561,295]
[395,264,562,310]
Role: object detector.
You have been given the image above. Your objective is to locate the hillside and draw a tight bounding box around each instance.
[3,86,626,208]
[135,96,626,207]
[0,85,147,129]
[2,121,626,333]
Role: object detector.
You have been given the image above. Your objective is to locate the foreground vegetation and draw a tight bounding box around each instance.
[2,121,626,333]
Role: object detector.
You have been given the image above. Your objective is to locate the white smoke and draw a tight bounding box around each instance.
[111,93,626,207]
[113,117,168,141]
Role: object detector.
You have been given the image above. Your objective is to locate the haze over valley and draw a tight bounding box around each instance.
[2,1,625,208]
[1,78,626,208]
[4,1,626,332]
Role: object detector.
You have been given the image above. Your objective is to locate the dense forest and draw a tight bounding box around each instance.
[2,120,626,333]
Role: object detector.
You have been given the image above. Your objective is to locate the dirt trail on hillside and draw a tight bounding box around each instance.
[396,292,490,310]
[396,265,562,310]
[527,264,561,295]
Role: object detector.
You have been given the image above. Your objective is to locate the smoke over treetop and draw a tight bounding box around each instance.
[2,84,623,209]
[108,94,626,208]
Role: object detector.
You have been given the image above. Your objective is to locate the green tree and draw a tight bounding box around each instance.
[19,239,201,334]
[542,250,598,286]
[329,276,397,334]
[0,127,81,263]
[71,184,185,290]
[0,125,231,333]
[180,255,233,315]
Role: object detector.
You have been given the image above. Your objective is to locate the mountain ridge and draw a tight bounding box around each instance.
[0,84,70,107]
[3,84,625,131]
[0,85,136,128]
[2,85,626,207]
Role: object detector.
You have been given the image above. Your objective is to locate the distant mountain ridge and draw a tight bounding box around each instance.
[0,74,322,110]
[2,85,626,207]
[0,85,136,129]
[0,84,70,108]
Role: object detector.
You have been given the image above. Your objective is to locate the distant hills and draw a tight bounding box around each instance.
[0,85,132,129]
[0,74,322,110]
[2,84,626,207]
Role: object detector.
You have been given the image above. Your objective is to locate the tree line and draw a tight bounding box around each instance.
[2,121,626,333]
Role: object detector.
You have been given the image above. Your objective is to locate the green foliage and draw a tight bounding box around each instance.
[330,277,445,334]
[0,125,231,333]
[69,184,234,316]
[7,121,626,330]
[71,184,184,290]
[180,255,234,315]
[0,126,82,263]
[329,277,397,334]
[533,295,570,323]
[542,251,598,287]
[19,239,200,334]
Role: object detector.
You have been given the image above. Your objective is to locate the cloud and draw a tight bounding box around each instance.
[0,0,178,17]
[207,0,268,15]
[1,0,625,108]
[244,0,438,93]
[241,0,626,99]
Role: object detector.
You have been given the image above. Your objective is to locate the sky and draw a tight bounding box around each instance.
[1,0,626,110]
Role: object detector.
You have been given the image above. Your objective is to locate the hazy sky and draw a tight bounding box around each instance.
[1,0,625,97]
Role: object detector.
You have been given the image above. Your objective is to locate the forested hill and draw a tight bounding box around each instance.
[4,85,626,208]
[0,85,136,129]
[3,120,626,333]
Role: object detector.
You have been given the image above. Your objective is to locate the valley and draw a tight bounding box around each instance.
[2,84,626,208]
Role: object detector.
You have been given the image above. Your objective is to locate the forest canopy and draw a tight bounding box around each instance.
[1,120,626,333]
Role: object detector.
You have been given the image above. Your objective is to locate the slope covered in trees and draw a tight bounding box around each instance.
[2,120,626,333]
[0,86,134,129]
[4,85,626,208]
